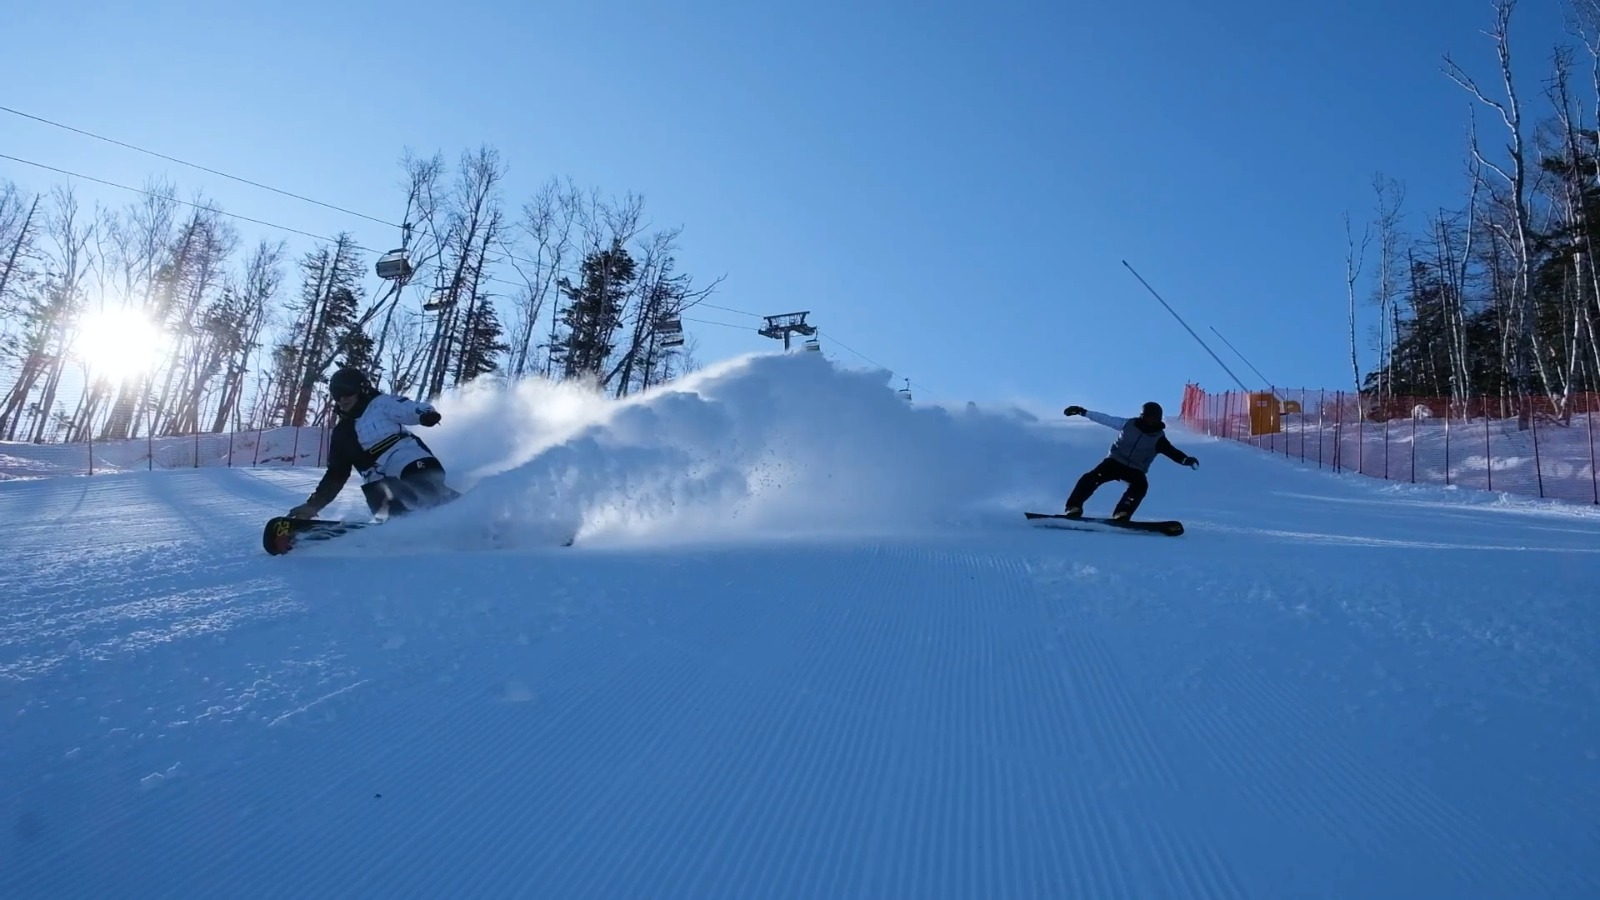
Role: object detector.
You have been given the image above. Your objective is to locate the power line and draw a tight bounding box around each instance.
[1208,325,1272,388]
[4,104,789,323]
[1121,260,1250,393]
[1,103,400,228]
[4,107,842,338]
[0,151,761,328]
[0,152,357,245]
[817,327,939,401]
[696,301,762,319]
[1,146,934,398]
[681,315,753,331]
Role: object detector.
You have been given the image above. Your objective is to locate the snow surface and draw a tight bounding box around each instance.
[4,351,1600,898]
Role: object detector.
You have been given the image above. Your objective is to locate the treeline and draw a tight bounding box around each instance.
[1346,0,1600,423]
[0,145,721,443]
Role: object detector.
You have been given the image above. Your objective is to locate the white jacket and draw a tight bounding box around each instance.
[351,393,437,482]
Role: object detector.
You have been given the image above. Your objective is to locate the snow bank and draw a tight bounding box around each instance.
[0,425,330,480]
[348,353,1090,551]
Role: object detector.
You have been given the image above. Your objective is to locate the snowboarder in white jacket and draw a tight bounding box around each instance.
[287,366,459,521]
[1061,401,1197,520]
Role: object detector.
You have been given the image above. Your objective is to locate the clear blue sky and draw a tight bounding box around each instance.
[0,0,1581,414]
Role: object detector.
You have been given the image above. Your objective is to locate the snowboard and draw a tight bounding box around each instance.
[262,515,375,555]
[1024,511,1184,537]
[263,511,578,555]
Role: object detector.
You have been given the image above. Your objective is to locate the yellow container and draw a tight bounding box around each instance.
[1249,392,1281,435]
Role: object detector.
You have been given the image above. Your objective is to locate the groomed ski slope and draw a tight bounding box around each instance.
[4,352,1599,898]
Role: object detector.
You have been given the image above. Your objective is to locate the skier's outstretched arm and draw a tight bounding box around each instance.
[1082,409,1127,429]
[371,393,442,428]
[1158,436,1199,468]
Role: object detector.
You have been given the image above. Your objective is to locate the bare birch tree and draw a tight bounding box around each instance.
[506,175,583,379]
[1443,0,1539,426]
[0,183,41,330]
[606,226,724,396]
[1369,174,1407,405]
[418,145,506,397]
[94,180,180,439]
[0,185,97,441]
[1344,210,1372,405]
[206,238,284,432]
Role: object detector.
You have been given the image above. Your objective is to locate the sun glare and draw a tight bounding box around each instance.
[74,308,170,381]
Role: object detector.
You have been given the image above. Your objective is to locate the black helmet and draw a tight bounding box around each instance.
[328,366,370,399]
[1141,401,1163,420]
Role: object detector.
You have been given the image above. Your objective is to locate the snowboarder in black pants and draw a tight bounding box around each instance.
[1061,401,1197,520]
[287,366,460,522]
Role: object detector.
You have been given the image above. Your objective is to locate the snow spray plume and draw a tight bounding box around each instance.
[344,353,1092,552]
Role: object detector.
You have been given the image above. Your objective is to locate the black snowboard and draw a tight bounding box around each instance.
[262,515,374,555]
[1024,511,1184,537]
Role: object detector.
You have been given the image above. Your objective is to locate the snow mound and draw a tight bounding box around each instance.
[342,353,1084,552]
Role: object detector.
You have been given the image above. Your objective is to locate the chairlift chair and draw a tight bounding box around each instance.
[422,293,457,313]
[375,249,414,281]
[656,315,685,347]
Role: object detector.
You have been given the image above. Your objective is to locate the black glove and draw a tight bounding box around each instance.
[419,410,441,427]
[288,502,320,519]
[1183,456,1199,469]
[1063,405,1086,417]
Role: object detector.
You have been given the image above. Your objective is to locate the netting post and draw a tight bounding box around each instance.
[194,430,199,468]
[1444,407,1451,487]
[1279,389,1287,456]
[1384,415,1391,481]
[1484,401,1492,492]
[1299,389,1306,463]
[1530,395,1545,499]
[87,431,93,477]
[1588,391,1598,504]
[1277,386,1288,458]
[1409,409,1417,484]
[1317,389,1325,469]
[1334,391,1344,472]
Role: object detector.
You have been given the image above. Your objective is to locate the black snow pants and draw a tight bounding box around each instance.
[362,456,460,519]
[1065,457,1148,517]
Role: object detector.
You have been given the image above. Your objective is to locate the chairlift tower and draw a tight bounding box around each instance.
[758,311,817,351]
